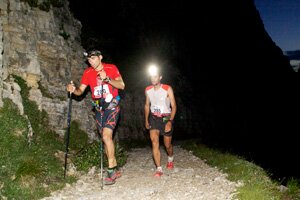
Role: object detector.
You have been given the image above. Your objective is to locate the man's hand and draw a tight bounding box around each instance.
[145,121,150,129]
[67,81,75,93]
[165,121,172,132]
[97,70,107,81]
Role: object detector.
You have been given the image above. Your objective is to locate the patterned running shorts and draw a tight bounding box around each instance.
[95,106,120,133]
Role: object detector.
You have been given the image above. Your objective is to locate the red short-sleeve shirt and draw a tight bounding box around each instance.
[81,63,122,99]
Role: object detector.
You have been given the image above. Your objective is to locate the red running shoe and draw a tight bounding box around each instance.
[154,170,163,177]
[104,170,121,185]
[166,161,174,169]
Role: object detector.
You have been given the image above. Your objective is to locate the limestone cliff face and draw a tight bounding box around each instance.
[0,0,97,140]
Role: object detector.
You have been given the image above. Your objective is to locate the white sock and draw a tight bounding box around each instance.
[168,156,174,162]
[157,166,163,172]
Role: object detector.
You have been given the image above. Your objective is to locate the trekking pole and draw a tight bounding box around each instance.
[64,90,73,179]
[99,80,104,189]
[100,132,104,189]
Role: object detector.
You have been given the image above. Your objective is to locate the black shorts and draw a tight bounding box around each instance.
[149,115,173,136]
[95,106,120,133]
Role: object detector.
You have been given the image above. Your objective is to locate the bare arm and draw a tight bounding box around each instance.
[98,70,125,90]
[109,76,125,90]
[144,91,151,129]
[168,86,177,121]
[164,86,176,132]
[67,82,88,96]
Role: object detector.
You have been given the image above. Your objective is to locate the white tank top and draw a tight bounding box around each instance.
[145,84,171,117]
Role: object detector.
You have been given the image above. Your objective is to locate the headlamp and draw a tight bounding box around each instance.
[148,64,159,76]
[83,50,101,58]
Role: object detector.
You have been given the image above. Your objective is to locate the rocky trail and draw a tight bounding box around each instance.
[42,145,241,200]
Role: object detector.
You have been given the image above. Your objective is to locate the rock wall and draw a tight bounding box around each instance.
[0,0,97,140]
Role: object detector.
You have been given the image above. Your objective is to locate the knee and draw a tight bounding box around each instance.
[102,134,112,143]
[150,139,159,148]
[165,143,172,150]
[151,139,159,146]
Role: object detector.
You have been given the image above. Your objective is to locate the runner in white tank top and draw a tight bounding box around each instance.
[144,67,177,178]
[145,84,171,117]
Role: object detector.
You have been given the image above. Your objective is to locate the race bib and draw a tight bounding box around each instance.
[152,106,162,116]
[93,84,110,98]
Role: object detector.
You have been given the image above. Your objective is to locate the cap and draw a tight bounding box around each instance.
[83,49,101,57]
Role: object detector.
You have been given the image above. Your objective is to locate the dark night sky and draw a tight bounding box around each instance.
[255,0,300,51]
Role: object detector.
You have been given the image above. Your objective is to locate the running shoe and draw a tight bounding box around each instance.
[166,161,174,169]
[154,170,163,177]
[104,169,121,185]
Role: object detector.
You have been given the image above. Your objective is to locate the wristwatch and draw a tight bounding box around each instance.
[103,76,111,83]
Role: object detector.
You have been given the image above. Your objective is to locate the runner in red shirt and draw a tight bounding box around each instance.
[67,49,125,185]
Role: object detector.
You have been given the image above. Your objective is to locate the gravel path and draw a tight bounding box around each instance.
[42,145,240,200]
